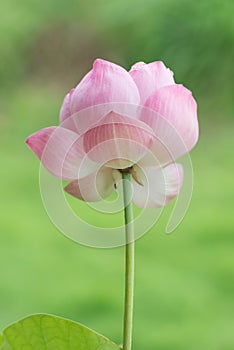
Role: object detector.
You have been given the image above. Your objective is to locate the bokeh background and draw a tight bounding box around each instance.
[1,0,234,349]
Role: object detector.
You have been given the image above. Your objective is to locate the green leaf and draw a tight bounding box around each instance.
[0,314,121,350]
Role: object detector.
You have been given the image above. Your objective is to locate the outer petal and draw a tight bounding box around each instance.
[137,136,173,168]
[69,59,140,116]
[129,61,175,104]
[60,102,143,135]
[132,163,183,208]
[26,126,98,180]
[83,111,153,169]
[64,167,115,202]
[59,88,75,123]
[142,84,199,158]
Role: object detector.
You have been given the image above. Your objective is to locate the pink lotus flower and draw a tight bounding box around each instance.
[26,59,198,208]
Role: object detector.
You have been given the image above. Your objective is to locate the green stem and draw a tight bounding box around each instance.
[122,171,135,350]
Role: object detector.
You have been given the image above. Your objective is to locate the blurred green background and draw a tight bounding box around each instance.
[1,0,234,349]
